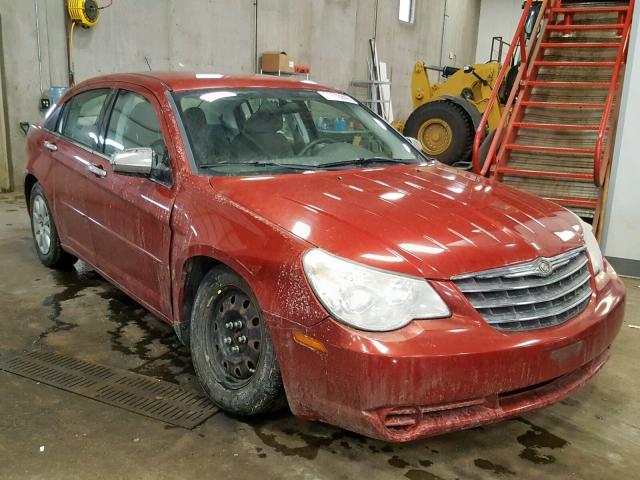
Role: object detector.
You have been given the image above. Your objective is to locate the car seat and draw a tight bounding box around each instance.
[232,105,293,159]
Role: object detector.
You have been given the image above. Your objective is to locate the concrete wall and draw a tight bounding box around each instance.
[0,0,481,191]
[602,4,640,276]
[474,0,522,62]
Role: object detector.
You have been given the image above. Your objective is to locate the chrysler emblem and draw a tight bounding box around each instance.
[538,259,552,275]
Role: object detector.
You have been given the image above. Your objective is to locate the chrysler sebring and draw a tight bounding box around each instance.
[25,72,625,441]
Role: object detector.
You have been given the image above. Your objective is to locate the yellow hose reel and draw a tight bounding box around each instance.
[67,0,100,28]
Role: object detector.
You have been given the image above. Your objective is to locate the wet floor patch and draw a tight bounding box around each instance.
[100,287,194,385]
[41,262,195,383]
[404,470,444,480]
[515,417,568,464]
[249,415,349,460]
[34,267,104,345]
[389,455,410,468]
[474,458,516,475]
[247,414,447,478]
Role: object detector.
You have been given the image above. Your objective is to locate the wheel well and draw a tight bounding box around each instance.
[179,255,223,347]
[24,174,38,211]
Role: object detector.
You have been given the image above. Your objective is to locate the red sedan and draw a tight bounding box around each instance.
[25,72,625,441]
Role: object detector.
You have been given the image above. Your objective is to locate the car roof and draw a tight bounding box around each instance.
[76,71,342,94]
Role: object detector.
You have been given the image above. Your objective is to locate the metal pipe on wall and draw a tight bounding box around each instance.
[34,0,44,96]
[373,0,379,39]
[438,0,449,81]
[254,0,258,73]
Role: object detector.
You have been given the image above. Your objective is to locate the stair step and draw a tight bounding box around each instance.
[508,151,595,174]
[555,9,627,27]
[542,52,619,62]
[565,0,629,9]
[529,87,609,103]
[498,168,594,180]
[520,101,606,108]
[535,60,616,67]
[549,27,623,41]
[513,122,599,130]
[505,144,595,154]
[513,124,597,140]
[536,68,613,82]
[540,42,621,48]
[552,7,628,14]
[514,128,597,147]
[546,23,624,30]
[500,176,599,217]
[501,176,600,201]
[521,107,604,125]
[525,80,611,87]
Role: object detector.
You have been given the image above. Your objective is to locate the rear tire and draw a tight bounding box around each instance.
[29,183,77,270]
[190,266,286,416]
[404,100,475,165]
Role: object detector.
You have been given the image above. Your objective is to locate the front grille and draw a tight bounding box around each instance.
[453,248,592,332]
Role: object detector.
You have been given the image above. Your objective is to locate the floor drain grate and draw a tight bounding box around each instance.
[0,350,218,428]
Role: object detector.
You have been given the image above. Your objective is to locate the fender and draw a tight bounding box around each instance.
[438,95,482,130]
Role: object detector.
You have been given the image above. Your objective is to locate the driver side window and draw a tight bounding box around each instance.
[104,90,172,185]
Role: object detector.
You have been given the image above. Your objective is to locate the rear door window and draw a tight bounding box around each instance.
[59,89,110,149]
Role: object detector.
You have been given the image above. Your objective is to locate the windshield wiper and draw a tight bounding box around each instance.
[319,157,411,169]
[200,161,321,172]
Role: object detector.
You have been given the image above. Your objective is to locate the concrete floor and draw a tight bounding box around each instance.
[0,192,639,480]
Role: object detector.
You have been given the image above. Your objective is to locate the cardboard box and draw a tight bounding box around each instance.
[261,51,295,73]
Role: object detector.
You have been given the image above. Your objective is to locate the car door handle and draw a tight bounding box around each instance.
[43,140,58,152]
[87,164,107,178]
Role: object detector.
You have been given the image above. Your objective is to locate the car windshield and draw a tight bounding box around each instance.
[173,88,422,175]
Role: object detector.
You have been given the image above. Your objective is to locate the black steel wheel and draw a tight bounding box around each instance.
[190,266,286,416]
[209,288,263,388]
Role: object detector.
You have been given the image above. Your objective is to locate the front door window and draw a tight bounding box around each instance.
[104,91,172,185]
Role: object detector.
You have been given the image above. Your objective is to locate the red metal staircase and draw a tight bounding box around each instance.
[473,0,635,232]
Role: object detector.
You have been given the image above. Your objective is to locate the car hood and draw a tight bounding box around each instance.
[209,163,584,279]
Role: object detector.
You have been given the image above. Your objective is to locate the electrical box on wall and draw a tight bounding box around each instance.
[39,87,68,112]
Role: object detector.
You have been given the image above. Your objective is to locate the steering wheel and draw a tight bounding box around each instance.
[298,138,336,156]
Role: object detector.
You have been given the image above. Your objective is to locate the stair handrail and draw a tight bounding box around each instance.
[472,0,549,176]
[594,0,635,187]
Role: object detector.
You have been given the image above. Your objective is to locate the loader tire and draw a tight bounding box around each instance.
[404,100,474,165]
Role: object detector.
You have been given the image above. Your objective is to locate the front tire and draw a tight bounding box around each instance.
[29,183,77,270]
[190,266,286,416]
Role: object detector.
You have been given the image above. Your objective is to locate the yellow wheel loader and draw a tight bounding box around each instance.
[400,61,512,165]
[399,1,542,165]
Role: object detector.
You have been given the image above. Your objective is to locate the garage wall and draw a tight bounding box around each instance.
[601,4,640,276]
[474,0,522,62]
[0,0,481,191]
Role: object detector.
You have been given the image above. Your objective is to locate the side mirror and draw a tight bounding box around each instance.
[405,137,423,151]
[111,148,154,175]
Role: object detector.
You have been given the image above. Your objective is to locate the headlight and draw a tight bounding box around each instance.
[302,249,450,331]
[580,220,603,275]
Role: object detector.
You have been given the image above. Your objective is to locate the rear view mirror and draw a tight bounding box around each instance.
[111,148,154,175]
[405,137,423,151]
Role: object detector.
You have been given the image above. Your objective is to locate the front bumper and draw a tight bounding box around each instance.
[269,261,625,442]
